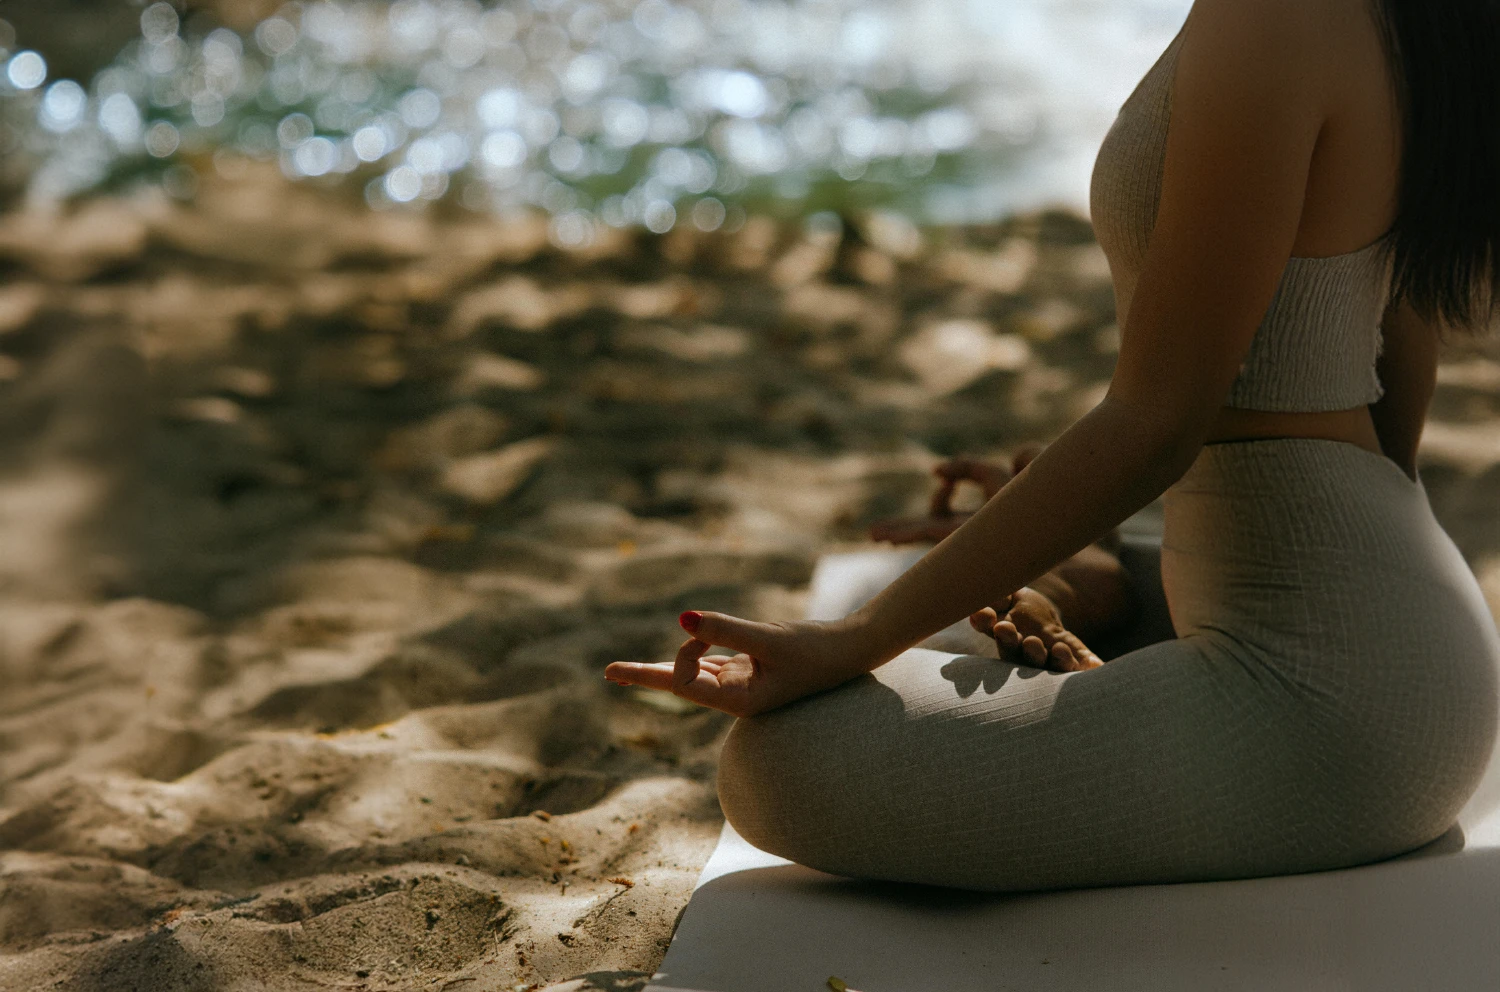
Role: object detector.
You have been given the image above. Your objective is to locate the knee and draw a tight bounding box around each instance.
[715,715,795,856]
[716,710,920,884]
[713,676,905,873]
[716,712,849,867]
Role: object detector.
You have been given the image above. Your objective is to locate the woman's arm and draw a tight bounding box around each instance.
[1369,299,1441,481]
[843,0,1329,664]
[844,398,1197,664]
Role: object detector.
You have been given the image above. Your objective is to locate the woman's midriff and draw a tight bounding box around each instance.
[1203,405,1386,458]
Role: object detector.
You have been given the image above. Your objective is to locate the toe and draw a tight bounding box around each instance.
[995,620,1021,649]
[1062,632,1103,669]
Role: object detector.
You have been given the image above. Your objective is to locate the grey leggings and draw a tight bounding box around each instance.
[717,439,1500,892]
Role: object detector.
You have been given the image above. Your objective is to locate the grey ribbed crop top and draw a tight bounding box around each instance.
[1088,24,1396,412]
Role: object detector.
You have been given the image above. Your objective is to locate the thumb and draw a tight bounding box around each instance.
[679,610,774,657]
[927,476,956,518]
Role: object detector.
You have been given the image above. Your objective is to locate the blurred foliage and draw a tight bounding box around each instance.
[0,0,1023,232]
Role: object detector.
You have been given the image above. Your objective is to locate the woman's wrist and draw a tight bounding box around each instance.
[832,607,910,673]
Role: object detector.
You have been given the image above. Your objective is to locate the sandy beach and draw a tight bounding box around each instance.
[1,164,1498,991]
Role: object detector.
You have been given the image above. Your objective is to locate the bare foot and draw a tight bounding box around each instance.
[971,586,1103,672]
[970,546,1136,671]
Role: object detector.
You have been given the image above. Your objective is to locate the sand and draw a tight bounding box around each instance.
[0,163,1497,991]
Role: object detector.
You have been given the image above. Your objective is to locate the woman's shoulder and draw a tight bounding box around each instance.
[1176,0,1370,119]
[1179,0,1330,58]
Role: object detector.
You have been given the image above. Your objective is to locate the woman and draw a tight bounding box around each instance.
[605,0,1500,891]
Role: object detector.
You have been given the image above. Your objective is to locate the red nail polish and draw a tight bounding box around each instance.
[679,610,702,633]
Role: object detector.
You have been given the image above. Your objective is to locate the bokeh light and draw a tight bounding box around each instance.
[98,92,143,147]
[140,3,180,46]
[145,120,180,157]
[0,0,1029,221]
[39,80,86,133]
[6,50,46,90]
[385,164,422,202]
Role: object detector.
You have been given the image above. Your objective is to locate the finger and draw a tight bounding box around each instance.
[931,457,969,480]
[674,636,711,689]
[627,652,739,711]
[928,476,956,518]
[969,607,998,634]
[604,661,679,690]
[680,611,774,658]
[605,659,728,706]
[934,457,992,481]
[934,459,1006,500]
[1050,640,1078,672]
[938,456,1010,490]
[973,464,1015,500]
[662,667,744,714]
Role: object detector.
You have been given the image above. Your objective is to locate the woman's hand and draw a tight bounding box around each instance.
[604,612,880,718]
[869,449,1041,545]
[969,586,1104,673]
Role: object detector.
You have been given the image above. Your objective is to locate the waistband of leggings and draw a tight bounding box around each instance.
[1174,437,1424,496]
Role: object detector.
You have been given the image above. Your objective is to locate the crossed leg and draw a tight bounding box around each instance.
[715,628,1401,892]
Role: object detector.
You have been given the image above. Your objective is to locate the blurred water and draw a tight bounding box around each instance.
[920,0,1191,217]
[0,0,1190,230]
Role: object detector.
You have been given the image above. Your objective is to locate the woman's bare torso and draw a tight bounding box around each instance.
[1203,0,1401,457]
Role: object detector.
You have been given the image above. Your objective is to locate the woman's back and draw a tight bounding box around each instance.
[1089,0,1404,416]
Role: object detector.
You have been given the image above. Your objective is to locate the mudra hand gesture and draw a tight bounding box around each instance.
[604,612,876,719]
[866,454,1022,544]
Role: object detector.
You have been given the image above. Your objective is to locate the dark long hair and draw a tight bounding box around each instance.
[1371,0,1500,334]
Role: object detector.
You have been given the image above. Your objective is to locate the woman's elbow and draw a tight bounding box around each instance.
[1095,391,1212,483]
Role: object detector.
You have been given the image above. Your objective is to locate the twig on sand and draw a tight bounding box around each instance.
[570,877,637,928]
